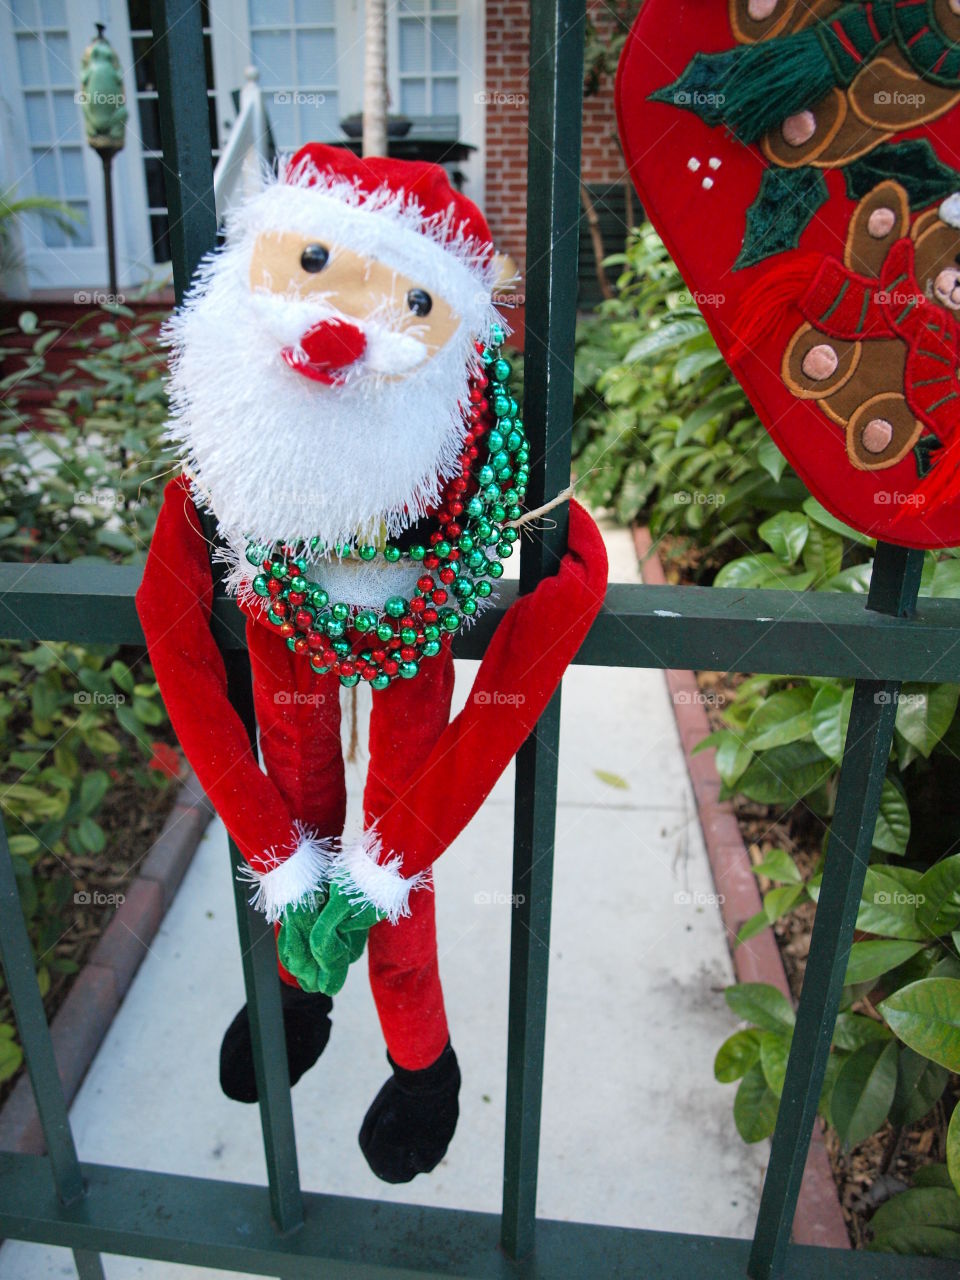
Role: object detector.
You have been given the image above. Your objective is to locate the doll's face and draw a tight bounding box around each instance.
[249,231,461,383]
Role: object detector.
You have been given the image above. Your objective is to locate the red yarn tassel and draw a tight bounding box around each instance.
[729,253,822,364]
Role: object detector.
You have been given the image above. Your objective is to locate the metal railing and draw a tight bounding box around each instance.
[0,0,957,1276]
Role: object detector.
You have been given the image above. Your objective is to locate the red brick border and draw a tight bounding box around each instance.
[0,771,213,1155]
[633,526,849,1251]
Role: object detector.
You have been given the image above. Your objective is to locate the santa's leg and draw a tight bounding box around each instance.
[359,645,461,1181]
[220,625,347,1102]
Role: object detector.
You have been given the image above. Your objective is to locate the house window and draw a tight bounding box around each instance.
[11,0,92,248]
[248,0,340,151]
[397,0,459,119]
[126,0,219,264]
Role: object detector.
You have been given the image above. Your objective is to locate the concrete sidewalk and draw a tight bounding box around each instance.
[0,521,767,1279]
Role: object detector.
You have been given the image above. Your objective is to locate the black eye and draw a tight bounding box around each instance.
[407,288,433,316]
[300,243,329,273]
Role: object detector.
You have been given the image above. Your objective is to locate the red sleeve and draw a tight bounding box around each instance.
[376,499,608,877]
[136,477,304,880]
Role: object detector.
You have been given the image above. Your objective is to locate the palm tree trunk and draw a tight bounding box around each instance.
[363,0,388,158]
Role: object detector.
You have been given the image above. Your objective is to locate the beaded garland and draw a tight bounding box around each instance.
[245,325,527,690]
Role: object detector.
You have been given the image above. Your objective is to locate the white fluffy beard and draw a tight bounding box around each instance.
[164,237,483,560]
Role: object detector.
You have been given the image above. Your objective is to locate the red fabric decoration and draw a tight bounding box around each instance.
[616,0,960,548]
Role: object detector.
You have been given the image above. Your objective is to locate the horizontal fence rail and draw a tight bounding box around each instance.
[0,0,956,1276]
[0,1154,958,1280]
[5,562,960,681]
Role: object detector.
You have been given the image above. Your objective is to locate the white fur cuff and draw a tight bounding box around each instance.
[331,829,429,924]
[239,824,335,923]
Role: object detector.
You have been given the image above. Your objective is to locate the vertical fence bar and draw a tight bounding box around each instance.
[0,819,106,1278]
[748,541,924,1279]
[500,0,586,1259]
[150,0,303,1235]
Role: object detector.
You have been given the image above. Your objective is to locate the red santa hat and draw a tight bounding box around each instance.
[236,142,498,334]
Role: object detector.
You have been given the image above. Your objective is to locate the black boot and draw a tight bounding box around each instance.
[359,1041,461,1183]
[219,981,333,1103]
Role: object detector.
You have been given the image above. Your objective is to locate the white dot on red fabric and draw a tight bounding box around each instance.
[687,157,701,172]
[708,157,721,170]
[702,177,714,190]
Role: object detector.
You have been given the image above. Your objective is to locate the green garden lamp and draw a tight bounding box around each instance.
[80,24,127,296]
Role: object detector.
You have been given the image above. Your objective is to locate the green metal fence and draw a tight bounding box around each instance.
[0,1,958,1276]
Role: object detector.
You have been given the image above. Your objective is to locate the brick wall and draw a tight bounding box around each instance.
[483,0,626,280]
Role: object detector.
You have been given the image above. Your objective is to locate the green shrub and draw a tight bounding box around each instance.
[0,304,174,1076]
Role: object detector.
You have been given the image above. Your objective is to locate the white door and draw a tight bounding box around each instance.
[0,0,154,292]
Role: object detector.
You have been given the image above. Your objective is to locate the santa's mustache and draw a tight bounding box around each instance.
[247,289,428,376]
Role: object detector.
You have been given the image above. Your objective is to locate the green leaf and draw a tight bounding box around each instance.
[714,1028,762,1083]
[869,1187,960,1237]
[736,909,770,946]
[802,522,845,583]
[895,683,959,758]
[79,770,110,815]
[763,884,804,922]
[714,553,813,590]
[751,848,802,884]
[890,1046,948,1127]
[733,1062,780,1142]
[802,496,874,546]
[758,512,808,565]
[858,868,928,940]
[109,660,134,693]
[844,940,924,987]
[832,1013,893,1052]
[0,1035,22,1083]
[743,687,815,751]
[915,1164,955,1189]
[810,684,853,765]
[759,1030,792,1097]
[132,696,164,726]
[593,769,629,790]
[18,310,38,334]
[917,855,960,937]
[725,982,795,1034]
[868,1224,960,1258]
[75,816,106,854]
[879,978,960,1071]
[737,741,832,805]
[872,778,911,855]
[948,1106,960,1200]
[735,167,828,271]
[844,137,960,208]
[757,436,787,482]
[830,1040,897,1150]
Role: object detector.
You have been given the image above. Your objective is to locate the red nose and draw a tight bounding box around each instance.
[281,319,367,385]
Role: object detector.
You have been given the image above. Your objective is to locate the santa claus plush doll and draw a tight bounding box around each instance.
[136,144,607,1182]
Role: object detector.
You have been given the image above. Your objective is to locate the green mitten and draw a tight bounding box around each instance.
[307,882,384,996]
[276,899,326,993]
